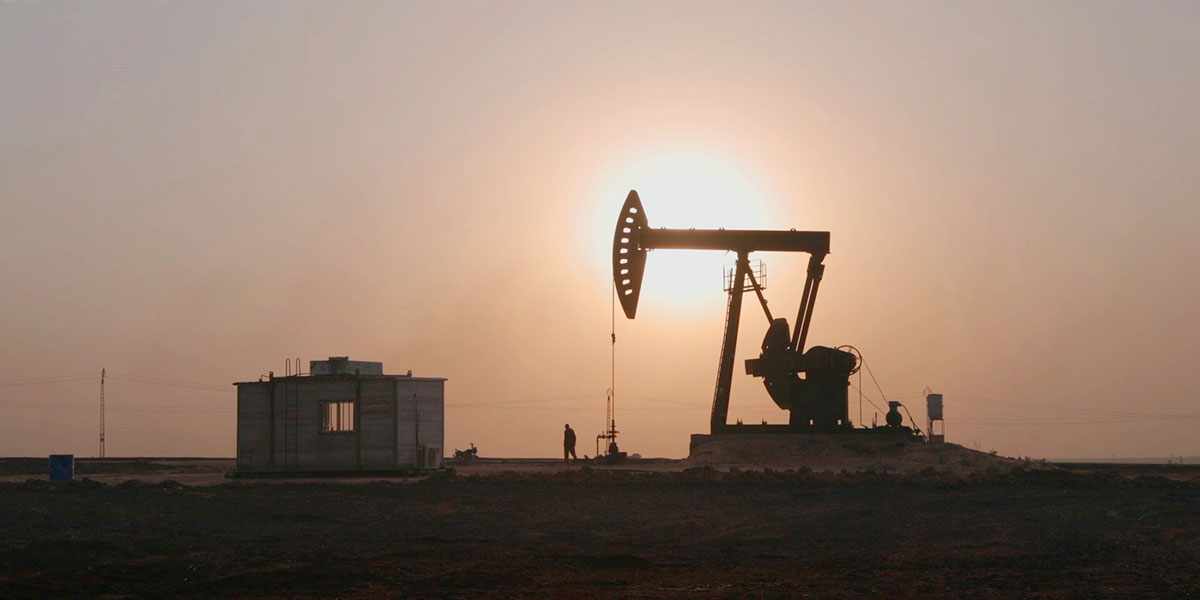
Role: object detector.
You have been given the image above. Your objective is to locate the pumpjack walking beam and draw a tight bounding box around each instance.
[613,190,833,433]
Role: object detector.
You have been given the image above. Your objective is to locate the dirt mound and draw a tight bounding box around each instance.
[423,463,1193,489]
[688,436,1034,474]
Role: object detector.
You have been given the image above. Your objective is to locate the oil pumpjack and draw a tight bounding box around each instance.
[614,190,888,435]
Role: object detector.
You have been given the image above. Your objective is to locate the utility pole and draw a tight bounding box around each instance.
[100,368,106,458]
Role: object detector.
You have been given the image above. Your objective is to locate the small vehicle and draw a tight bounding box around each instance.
[453,443,478,463]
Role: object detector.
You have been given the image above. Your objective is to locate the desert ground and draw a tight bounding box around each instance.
[2,446,1199,599]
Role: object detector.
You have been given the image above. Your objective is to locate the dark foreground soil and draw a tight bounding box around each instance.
[2,467,1199,599]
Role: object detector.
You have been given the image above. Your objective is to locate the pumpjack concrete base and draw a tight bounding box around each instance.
[689,429,921,459]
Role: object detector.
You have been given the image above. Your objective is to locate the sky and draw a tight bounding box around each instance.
[2,1,1198,460]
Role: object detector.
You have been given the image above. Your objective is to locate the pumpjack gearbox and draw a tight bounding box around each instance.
[744,318,858,430]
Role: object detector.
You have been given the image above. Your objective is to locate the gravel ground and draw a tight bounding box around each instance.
[2,464,1199,598]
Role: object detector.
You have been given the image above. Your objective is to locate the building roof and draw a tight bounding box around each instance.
[233,373,447,386]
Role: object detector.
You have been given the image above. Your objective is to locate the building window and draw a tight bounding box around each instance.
[322,401,355,433]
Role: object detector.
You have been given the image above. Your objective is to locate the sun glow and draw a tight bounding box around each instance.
[597,147,778,313]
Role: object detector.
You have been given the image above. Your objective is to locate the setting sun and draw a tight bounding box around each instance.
[597,147,780,312]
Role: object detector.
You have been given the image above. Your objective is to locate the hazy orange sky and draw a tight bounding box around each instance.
[2,2,1197,459]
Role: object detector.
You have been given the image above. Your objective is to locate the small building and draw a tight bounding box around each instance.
[235,357,445,472]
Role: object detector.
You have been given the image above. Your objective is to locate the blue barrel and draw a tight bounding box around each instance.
[49,454,74,481]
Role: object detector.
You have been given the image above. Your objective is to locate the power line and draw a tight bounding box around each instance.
[107,372,229,392]
[1,399,234,413]
[0,372,231,393]
[446,392,605,408]
[10,372,1197,429]
[924,389,1200,422]
[445,390,717,410]
[0,375,94,388]
[958,415,1200,426]
[614,393,700,407]
[0,371,235,429]
[940,392,1200,420]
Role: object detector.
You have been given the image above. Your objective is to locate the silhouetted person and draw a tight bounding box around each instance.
[563,424,577,463]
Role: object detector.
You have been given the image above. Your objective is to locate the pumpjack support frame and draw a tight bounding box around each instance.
[613,190,856,434]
